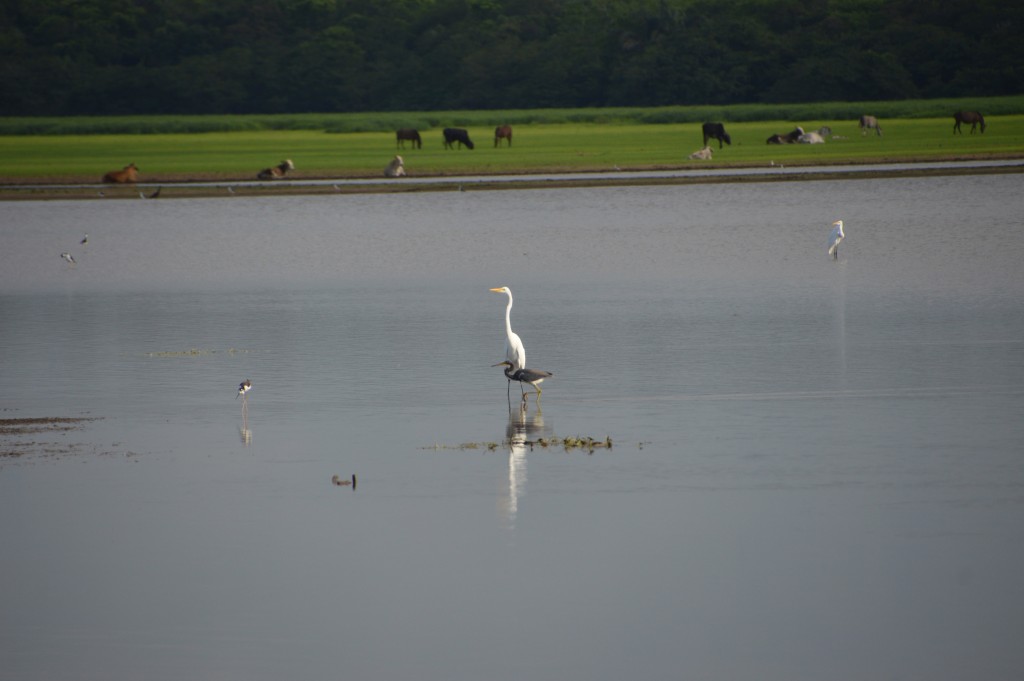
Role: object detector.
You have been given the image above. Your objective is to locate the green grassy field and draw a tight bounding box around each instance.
[2,114,1023,183]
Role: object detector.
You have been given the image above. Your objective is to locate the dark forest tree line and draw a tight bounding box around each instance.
[1,0,1020,116]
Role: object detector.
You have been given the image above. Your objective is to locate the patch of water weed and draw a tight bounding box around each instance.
[427,435,614,453]
[143,348,252,357]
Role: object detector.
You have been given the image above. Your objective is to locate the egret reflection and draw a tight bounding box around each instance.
[500,402,552,528]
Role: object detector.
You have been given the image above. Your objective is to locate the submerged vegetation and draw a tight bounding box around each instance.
[429,435,614,453]
[142,348,251,357]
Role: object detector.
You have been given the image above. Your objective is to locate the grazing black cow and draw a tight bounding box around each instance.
[701,122,732,149]
[396,128,422,149]
[443,127,475,150]
[953,111,986,135]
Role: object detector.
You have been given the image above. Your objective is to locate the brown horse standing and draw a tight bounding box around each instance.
[859,115,883,136]
[396,128,422,149]
[953,111,986,134]
[102,163,139,184]
[494,125,513,147]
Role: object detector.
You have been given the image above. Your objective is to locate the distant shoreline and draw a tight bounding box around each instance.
[3,156,1022,201]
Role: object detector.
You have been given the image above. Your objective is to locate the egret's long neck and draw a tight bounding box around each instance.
[504,295,514,334]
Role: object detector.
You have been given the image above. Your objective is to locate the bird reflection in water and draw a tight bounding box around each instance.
[501,401,552,528]
[239,405,253,445]
[239,422,253,445]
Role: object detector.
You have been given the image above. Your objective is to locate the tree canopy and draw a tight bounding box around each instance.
[2,0,1020,116]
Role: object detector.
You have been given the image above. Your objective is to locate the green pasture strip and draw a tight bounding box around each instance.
[2,117,1023,181]
[1,95,1023,136]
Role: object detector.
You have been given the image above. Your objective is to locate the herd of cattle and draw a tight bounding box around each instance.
[98,111,989,183]
[686,110,986,159]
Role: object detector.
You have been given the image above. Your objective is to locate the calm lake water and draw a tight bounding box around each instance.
[2,173,1024,681]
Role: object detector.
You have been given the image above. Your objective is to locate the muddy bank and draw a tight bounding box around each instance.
[0,416,138,466]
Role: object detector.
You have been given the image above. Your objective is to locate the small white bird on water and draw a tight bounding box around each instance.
[80,234,88,246]
[61,252,76,265]
[828,219,845,259]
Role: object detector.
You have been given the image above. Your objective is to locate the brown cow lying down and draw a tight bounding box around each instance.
[257,159,294,180]
[102,163,139,183]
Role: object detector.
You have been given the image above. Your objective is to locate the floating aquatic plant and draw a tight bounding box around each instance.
[424,435,613,453]
[143,348,253,357]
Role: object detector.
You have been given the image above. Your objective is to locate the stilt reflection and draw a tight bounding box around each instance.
[239,409,253,445]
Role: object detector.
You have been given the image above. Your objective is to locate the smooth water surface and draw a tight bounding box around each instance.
[2,175,1024,681]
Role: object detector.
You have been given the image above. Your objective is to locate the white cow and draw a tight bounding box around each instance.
[384,155,406,177]
[688,146,713,160]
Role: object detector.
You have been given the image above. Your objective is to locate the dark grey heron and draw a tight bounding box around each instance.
[493,360,552,401]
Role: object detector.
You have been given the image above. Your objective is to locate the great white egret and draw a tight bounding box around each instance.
[489,286,526,371]
[493,360,552,400]
[828,219,845,259]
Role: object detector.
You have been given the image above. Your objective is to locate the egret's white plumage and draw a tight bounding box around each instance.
[828,219,845,259]
[490,287,526,371]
